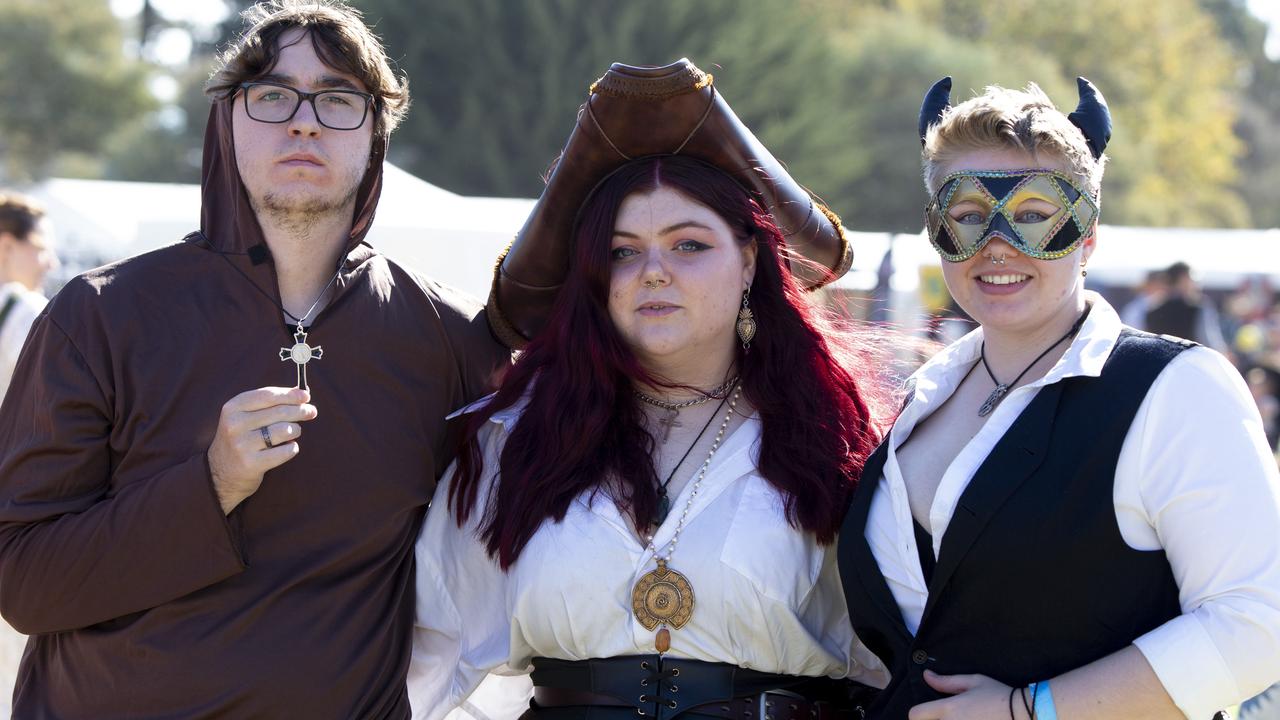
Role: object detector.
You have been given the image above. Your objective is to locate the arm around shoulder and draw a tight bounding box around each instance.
[410,419,527,719]
[429,280,513,403]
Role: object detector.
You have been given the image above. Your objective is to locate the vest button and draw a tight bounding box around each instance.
[912,650,928,665]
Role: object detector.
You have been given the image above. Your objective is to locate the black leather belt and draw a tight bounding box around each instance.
[525,655,873,719]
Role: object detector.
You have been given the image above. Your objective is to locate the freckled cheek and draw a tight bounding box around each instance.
[691,290,737,327]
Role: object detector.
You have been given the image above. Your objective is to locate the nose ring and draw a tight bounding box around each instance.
[985,250,1007,265]
[644,279,661,289]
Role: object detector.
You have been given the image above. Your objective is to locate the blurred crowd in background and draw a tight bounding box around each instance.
[1107,267,1280,455]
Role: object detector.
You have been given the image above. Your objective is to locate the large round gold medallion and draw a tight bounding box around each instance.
[631,560,694,631]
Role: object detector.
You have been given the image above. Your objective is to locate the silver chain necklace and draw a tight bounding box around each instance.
[631,384,741,654]
[634,376,739,442]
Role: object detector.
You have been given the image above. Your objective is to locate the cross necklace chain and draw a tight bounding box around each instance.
[277,269,342,391]
[634,376,738,443]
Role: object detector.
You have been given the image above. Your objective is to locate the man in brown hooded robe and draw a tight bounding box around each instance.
[0,1,511,717]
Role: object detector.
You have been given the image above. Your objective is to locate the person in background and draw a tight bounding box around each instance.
[1245,367,1280,451]
[0,193,59,400]
[1145,261,1229,353]
[0,191,60,714]
[1118,268,1166,331]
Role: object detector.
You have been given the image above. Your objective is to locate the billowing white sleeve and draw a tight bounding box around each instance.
[408,423,532,720]
[1117,348,1280,719]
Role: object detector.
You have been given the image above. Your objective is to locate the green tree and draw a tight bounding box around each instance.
[0,0,153,181]
[102,62,215,184]
[1199,0,1280,228]
[867,0,1250,228]
[353,0,866,210]
[821,6,1070,230]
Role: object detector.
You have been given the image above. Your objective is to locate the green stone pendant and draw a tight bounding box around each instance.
[655,493,670,525]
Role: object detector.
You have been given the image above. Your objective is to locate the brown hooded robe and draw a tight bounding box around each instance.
[0,101,510,718]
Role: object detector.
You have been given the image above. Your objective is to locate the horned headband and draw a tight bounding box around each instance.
[917,76,1112,159]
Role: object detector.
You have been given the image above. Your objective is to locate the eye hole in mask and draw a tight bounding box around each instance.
[924,169,1098,262]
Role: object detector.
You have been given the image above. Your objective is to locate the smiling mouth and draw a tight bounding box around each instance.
[977,273,1030,285]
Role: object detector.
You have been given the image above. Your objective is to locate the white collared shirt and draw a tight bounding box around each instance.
[409,403,889,720]
[0,282,46,401]
[865,292,1280,719]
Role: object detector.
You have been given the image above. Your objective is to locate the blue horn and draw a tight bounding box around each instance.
[1067,77,1111,159]
[918,76,953,146]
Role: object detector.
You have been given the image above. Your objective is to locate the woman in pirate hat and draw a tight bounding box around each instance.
[408,59,892,719]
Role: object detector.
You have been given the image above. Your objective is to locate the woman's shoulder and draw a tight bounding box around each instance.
[1146,343,1249,401]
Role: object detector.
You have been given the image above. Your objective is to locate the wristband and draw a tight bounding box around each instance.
[1032,680,1059,720]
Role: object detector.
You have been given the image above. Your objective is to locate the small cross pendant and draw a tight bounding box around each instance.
[656,409,681,443]
[280,323,324,391]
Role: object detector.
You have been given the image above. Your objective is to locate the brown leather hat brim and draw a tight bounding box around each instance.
[489,59,852,346]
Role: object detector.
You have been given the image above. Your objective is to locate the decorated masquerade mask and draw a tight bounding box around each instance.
[924,169,1098,262]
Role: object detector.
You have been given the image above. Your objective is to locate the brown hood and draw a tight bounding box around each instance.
[195,99,386,260]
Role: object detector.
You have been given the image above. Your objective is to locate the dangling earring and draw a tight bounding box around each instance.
[736,287,756,350]
[1081,263,1088,278]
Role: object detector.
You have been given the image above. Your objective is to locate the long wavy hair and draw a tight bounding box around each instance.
[452,156,886,569]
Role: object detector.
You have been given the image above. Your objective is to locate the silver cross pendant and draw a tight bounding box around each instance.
[279,322,323,391]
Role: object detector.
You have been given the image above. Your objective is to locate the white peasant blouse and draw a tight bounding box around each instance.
[409,401,889,720]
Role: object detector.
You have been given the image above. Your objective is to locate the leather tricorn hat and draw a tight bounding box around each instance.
[487,58,853,347]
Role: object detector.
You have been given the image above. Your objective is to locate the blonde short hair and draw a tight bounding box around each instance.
[206,0,409,141]
[922,83,1105,198]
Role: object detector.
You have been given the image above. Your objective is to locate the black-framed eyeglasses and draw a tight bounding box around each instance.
[237,82,375,131]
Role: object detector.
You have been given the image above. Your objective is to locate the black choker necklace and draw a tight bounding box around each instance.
[977,309,1090,417]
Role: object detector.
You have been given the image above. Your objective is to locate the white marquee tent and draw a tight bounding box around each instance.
[25,166,1280,305]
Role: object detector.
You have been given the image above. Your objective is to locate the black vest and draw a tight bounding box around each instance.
[838,330,1191,719]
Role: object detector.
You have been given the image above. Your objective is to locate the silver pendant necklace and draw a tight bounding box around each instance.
[977,309,1090,417]
[211,246,343,393]
[276,270,341,391]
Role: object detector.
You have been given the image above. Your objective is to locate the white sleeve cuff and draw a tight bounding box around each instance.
[1134,614,1240,720]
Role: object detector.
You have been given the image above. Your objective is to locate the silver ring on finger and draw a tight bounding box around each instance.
[260,425,275,450]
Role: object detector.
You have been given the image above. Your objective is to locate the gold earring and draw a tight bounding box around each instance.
[736,288,756,350]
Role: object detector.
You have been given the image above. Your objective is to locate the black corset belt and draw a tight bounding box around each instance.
[524,655,875,720]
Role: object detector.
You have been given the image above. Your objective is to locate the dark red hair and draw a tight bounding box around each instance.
[452,156,885,569]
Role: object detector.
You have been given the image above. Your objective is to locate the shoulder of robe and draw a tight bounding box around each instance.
[43,242,205,339]
[384,259,484,320]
